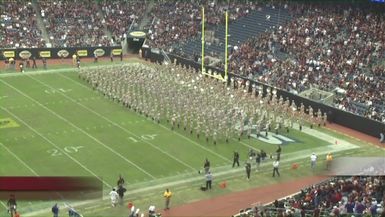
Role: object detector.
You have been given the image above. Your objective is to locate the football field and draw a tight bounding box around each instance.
[0,61,383,217]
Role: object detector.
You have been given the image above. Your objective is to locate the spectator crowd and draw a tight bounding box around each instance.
[40,0,110,47]
[228,4,385,123]
[147,0,257,50]
[1,1,384,122]
[99,0,145,44]
[237,176,385,217]
[0,1,45,48]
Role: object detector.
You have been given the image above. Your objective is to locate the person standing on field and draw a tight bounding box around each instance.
[203,158,210,174]
[233,151,240,167]
[272,160,280,177]
[245,161,251,180]
[109,188,119,207]
[326,153,333,170]
[51,203,59,217]
[205,171,213,190]
[163,188,172,210]
[117,185,126,206]
[117,175,125,187]
[311,153,317,170]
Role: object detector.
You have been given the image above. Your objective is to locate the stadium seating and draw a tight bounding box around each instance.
[99,0,145,44]
[0,1,45,48]
[39,0,110,47]
[225,4,385,123]
[1,1,384,122]
[234,176,385,217]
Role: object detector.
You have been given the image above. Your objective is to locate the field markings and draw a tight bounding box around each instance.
[24,147,350,217]
[0,201,7,209]
[0,79,155,180]
[1,107,112,188]
[0,142,39,176]
[58,72,232,163]
[24,75,197,172]
[235,139,260,151]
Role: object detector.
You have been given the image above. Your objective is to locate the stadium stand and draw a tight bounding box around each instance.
[0,1,384,123]
[0,1,45,48]
[225,4,385,123]
[147,0,268,54]
[39,0,110,47]
[173,4,291,61]
[99,0,145,44]
[234,176,385,217]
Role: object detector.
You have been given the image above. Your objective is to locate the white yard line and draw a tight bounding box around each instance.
[58,72,232,163]
[0,201,7,209]
[23,74,197,172]
[23,144,357,217]
[0,68,76,77]
[236,139,261,151]
[0,62,134,78]
[1,107,111,188]
[0,142,39,176]
[0,79,155,179]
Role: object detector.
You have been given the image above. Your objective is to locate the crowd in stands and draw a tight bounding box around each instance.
[1,1,384,122]
[0,1,45,48]
[228,4,385,123]
[39,0,110,47]
[99,0,145,44]
[237,176,385,217]
[147,0,257,50]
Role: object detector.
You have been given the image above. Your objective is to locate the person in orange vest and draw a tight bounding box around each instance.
[163,188,172,210]
[326,152,333,170]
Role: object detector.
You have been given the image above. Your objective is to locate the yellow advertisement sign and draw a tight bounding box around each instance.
[112,49,122,56]
[39,51,51,58]
[77,50,88,57]
[3,51,15,58]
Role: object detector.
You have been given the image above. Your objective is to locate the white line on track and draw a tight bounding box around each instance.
[27,74,201,171]
[1,107,111,188]
[58,73,233,163]
[0,142,39,176]
[0,79,155,179]
[23,145,357,217]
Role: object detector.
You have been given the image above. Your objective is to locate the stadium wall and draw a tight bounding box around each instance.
[0,46,122,60]
[145,48,385,139]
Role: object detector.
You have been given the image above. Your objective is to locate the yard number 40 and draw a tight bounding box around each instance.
[47,146,84,157]
[127,134,158,143]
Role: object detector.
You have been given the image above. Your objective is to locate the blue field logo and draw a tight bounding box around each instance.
[253,133,295,145]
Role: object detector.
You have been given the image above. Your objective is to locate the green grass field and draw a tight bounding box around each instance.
[0,60,384,217]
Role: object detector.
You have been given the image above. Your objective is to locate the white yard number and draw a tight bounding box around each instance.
[44,88,72,94]
[141,134,157,140]
[127,134,157,143]
[47,146,84,157]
